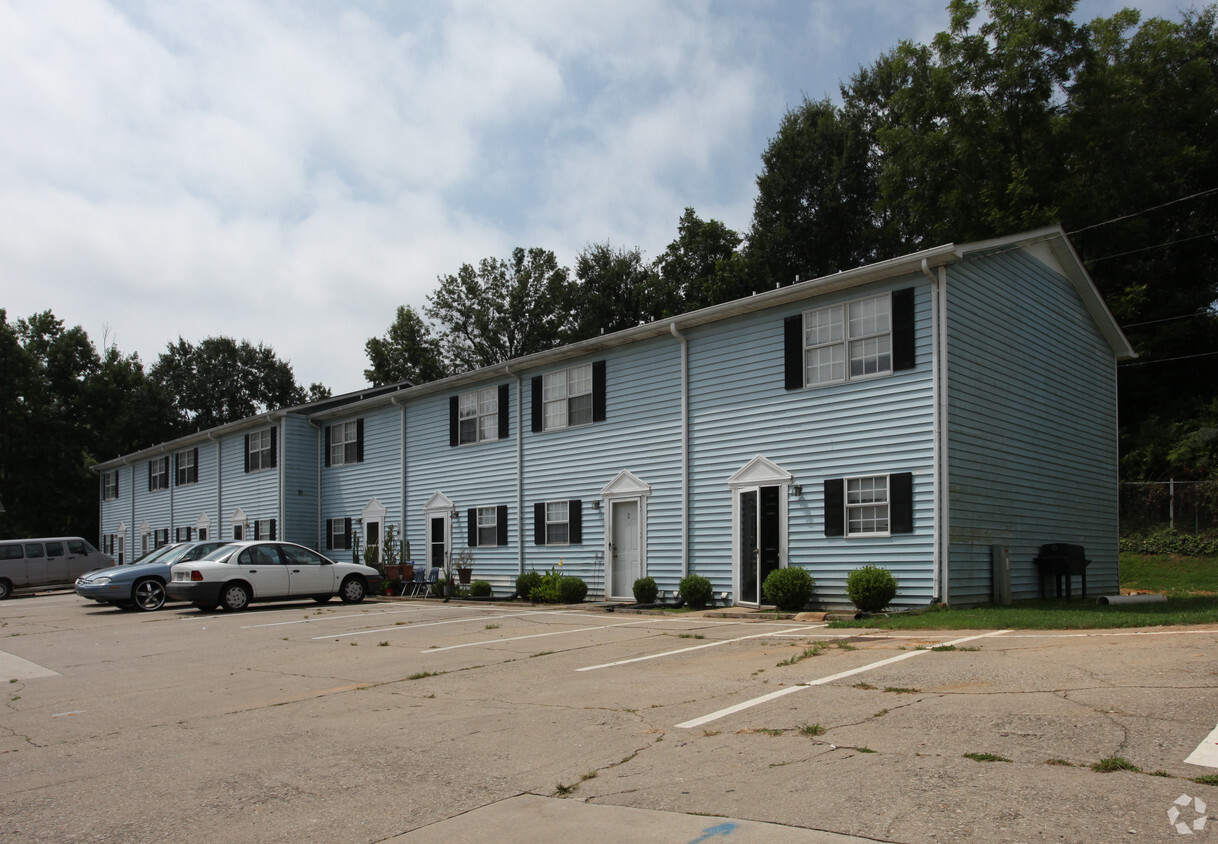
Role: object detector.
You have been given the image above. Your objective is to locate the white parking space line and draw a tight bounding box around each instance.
[577,626,827,672]
[241,605,448,629]
[311,610,555,640]
[1186,724,1218,769]
[422,617,678,653]
[0,650,59,680]
[675,630,1011,729]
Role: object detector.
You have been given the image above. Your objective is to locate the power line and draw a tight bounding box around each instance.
[1085,230,1218,264]
[1120,350,1218,367]
[1067,186,1218,236]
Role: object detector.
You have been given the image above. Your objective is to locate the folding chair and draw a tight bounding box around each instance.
[407,566,428,597]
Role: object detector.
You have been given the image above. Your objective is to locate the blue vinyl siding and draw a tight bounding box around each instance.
[320,406,402,555]
[405,386,520,592]
[686,277,936,607]
[283,414,319,549]
[222,428,280,539]
[518,338,684,597]
[946,250,1119,601]
[171,445,215,539]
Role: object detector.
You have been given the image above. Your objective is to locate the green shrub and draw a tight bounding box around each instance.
[1119,529,1218,557]
[559,576,588,604]
[516,570,543,600]
[678,574,713,609]
[846,565,899,612]
[633,576,658,604]
[469,580,492,597]
[762,567,815,612]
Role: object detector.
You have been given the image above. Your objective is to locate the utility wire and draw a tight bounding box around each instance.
[1067,186,1218,236]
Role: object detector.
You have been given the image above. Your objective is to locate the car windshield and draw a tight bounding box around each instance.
[129,544,180,566]
[199,544,242,563]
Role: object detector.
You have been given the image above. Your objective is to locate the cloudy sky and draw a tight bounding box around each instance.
[1,0,1187,395]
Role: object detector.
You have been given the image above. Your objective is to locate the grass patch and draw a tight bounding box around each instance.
[485,623,499,630]
[931,644,979,652]
[1045,758,1076,767]
[677,633,706,639]
[964,752,1012,763]
[554,783,575,796]
[1120,553,1218,594]
[883,686,920,694]
[1091,756,1141,773]
[856,746,875,753]
[407,671,443,680]
[835,641,858,650]
[797,722,826,737]
[853,681,876,690]
[777,643,826,666]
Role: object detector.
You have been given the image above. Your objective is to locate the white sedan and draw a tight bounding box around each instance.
[167,541,382,612]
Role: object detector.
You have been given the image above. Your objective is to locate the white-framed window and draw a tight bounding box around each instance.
[103,470,118,501]
[149,456,169,491]
[142,534,151,555]
[543,364,593,431]
[459,388,499,445]
[176,448,197,486]
[102,535,115,556]
[803,293,892,387]
[248,429,273,472]
[175,527,193,542]
[328,517,350,551]
[476,507,498,547]
[154,528,169,548]
[846,475,890,536]
[329,421,359,466]
[254,518,275,540]
[544,501,570,545]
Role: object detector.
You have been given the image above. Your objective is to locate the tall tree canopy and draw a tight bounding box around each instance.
[149,336,321,430]
[364,305,449,387]
[747,0,1218,481]
[571,242,656,339]
[425,247,576,372]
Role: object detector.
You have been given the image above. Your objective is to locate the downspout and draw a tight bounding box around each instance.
[273,413,285,544]
[391,396,407,561]
[670,323,690,577]
[206,432,221,542]
[309,418,323,550]
[922,258,949,606]
[505,364,524,576]
[164,447,173,544]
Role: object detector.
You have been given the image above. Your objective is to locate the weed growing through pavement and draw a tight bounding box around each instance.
[853,682,876,690]
[964,752,1012,763]
[408,671,442,680]
[702,729,720,737]
[835,641,857,650]
[485,623,499,630]
[580,771,598,781]
[931,644,980,652]
[777,643,826,666]
[378,641,389,647]
[883,687,920,694]
[1193,775,1218,786]
[1045,758,1076,767]
[856,746,875,753]
[554,783,575,796]
[678,633,706,639]
[1091,756,1140,773]
[873,709,889,718]
[797,723,826,737]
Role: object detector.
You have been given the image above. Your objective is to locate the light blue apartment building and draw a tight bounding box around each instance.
[95,227,1135,607]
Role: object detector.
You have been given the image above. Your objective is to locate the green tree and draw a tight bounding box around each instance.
[364,305,448,386]
[653,208,747,315]
[426,247,576,372]
[150,336,314,429]
[571,242,656,339]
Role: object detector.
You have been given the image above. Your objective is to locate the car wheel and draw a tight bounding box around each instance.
[313,596,332,604]
[132,579,166,612]
[0,579,10,600]
[192,601,217,612]
[219,583,251,612]
[339,576,366,604]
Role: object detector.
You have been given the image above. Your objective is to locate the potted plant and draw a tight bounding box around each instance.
[382,525,403,581]
[455,548,474,584]
[401,537,414,582]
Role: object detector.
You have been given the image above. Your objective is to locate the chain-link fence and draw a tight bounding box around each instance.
[1119,480,1218,536]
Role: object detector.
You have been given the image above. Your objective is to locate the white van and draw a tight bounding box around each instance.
[0,537,114,599]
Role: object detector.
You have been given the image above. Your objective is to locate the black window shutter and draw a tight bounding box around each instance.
[244,434,251,473]
[148,461,152,491]
[531,376,543,432]
[784,315,804,390]
[824,479,845,537]
[192,448,199,482]
[174,452,180,485]
[344,517,353,551]
[497,505,508,546]
[892,288,916,371]
[324,425,331,467]
[534,502,545,545]
[449,396,459,447]
[467,508,477,547]
[592,361,606,422]
[355,418,365,462]
[890,472,914,533]
[270,427,278,468]
[498,384,510,439]
[570,499,583,544]
[270,519,277,541]
[325,520,333,550]
[114,472,118,498]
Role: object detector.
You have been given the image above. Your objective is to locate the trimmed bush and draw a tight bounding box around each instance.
[678,574,713,609]
[559,576,588,604]
[516,570,543,600]
[633,576,658,604]
[762,567,815,612]
[469,580,492,597]
[846,565,899,612]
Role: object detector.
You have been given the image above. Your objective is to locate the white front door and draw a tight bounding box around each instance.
[610,500,641,599]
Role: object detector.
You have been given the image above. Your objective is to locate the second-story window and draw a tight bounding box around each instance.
[149,457,169,491]
[176,448,198,486]
[459,388,499,445]
[326,420,363,467]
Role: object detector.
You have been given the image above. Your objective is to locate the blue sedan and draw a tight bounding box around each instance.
[76,541,231,611]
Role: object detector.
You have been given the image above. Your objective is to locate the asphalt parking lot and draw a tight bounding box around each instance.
[1,592,1216,842]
